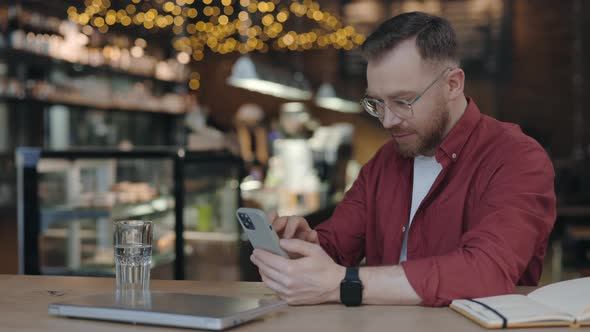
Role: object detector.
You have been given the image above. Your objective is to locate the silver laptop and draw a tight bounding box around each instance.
[49,291,287,330]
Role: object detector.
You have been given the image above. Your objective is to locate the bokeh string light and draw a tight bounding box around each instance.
[67,0,365,90]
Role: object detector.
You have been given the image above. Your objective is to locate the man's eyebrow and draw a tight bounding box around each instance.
[364,90,378,100]
[365,89,416,100]
[386,90,416,99]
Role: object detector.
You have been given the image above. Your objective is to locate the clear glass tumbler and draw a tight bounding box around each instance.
[113,220,153,291]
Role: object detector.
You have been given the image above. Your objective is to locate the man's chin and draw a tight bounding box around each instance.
[394,141,419,158]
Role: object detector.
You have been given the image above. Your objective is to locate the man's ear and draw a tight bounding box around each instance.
[447,68,465,100]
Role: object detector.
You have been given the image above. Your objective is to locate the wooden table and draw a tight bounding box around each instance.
[0,275,572,331]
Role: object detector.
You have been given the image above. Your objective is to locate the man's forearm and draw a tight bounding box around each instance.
[358,265,423,305]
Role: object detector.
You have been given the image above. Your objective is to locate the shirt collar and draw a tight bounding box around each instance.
[436,97,482,163]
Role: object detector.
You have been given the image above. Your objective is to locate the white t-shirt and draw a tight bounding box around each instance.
[399,155,442,263]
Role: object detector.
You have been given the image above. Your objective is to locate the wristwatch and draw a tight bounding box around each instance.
[340,266,363,306]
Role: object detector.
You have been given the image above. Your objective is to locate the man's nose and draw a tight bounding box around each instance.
[381,109,403,129]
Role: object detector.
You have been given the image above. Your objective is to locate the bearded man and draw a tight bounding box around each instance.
[250,11,557,307]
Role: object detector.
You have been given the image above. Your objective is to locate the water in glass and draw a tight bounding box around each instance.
[115,243,152,290]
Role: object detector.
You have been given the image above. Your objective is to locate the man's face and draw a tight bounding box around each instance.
[366,39,450,158]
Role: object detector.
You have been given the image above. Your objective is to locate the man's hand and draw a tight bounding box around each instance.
[251,238,345,305]
[271,215,319,245]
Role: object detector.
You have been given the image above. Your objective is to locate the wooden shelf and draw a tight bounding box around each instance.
[0,48,186,85]
[0,95,186,115]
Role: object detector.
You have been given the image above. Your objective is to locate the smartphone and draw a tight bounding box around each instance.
[236,207,289,258]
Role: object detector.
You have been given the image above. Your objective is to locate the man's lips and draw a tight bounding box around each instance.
[392,133,414,138]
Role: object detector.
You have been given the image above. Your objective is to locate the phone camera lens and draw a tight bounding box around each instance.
[238,214,255,230]
[244,220,255,230]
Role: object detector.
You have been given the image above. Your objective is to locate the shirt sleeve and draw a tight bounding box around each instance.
[315,158,372,267]
[401,142,557,307]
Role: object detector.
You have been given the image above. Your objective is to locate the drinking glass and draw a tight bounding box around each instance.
[113,220,153,291]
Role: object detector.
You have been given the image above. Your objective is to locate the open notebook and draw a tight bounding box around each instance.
[451,277,590,328]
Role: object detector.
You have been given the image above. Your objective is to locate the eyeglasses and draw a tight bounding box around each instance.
[360,67,453,120]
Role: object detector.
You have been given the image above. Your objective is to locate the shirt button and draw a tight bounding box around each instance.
[452,153,457,159]
[402,226,406,232]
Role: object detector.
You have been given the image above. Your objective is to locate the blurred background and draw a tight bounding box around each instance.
[1,0,589,285]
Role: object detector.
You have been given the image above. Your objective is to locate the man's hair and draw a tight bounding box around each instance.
[361,12,458,65]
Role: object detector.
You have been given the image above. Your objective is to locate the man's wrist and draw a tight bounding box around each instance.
[329,265,346,302]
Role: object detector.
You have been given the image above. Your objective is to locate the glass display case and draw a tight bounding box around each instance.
[16,147,243,281]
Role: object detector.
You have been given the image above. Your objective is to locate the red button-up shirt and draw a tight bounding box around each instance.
[316,98,556,306]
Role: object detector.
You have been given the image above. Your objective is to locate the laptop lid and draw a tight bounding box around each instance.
[49,291,287,330]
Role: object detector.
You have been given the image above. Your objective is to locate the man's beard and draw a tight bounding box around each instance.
[395,102,450,158]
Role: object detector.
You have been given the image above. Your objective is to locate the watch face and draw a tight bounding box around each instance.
[340,280,362,306]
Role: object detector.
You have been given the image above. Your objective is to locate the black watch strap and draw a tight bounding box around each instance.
[345,266,360,281]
